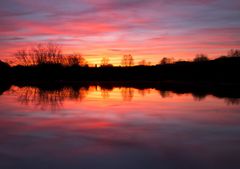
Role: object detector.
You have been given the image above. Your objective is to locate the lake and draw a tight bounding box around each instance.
[0,84,240,169]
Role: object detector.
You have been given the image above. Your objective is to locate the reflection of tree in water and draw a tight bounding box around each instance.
[138,89,151,97]
[121,88,134,101]
[36,89,65,111]
[99,85,113,99]
[17,87,39,105]
[192,92,207,101]
[15,86,88,111]
[159,90,171,98]
[225,98,240,105]
[101,88,110,99]
[67,87,88,101]
[9,85,240,110]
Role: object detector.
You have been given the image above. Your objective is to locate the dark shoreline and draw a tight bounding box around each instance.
[1,80,240,100]
[1,56,240,82]
[1,56,240,99]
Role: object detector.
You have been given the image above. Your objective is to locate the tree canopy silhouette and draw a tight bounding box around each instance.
[66,53,86,67]
[122,54,134,66]
[193,54,209,62]
[15,43,63,65]
[228,49,240,57]
[15,43,88,67]
[101,56,112,67]
[160,57,172,65]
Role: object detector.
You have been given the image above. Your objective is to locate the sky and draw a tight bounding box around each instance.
[0,0,240,65]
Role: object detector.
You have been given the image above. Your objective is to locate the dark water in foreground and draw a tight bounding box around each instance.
[0,85,240,169]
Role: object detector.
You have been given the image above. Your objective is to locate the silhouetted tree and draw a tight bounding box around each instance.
[138,59,146,66]
[138,59,151,66]
[14,43,90,67]
[228,49,240,57]
[15,49,32,66]
[15,43,63,65]
[67,55,79,66]
[101,56,113,67]
[121,54,134,66]
[101,56,109,66]
[66,54,86,66]
[193,54,209,62]
[160,57,172,65]
[32,43,63,65]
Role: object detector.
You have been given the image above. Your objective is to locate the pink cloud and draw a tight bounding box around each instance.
[0,0,240,64]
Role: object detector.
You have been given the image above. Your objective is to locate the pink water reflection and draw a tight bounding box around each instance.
[0,86,240,169]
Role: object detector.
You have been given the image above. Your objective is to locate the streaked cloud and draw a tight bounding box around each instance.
[0,0,240,64]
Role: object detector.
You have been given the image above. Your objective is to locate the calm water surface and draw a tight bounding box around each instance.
[0,85,240,169]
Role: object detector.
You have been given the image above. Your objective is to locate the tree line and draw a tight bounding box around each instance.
[0,42,240,83]
[11,42,240,67]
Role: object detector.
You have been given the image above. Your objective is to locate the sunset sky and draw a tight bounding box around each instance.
[0,0,240,65]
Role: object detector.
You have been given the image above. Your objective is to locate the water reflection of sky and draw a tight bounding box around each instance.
[0,86,240,169]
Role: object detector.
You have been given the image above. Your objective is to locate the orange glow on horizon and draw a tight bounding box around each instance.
[1,0,240,65]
